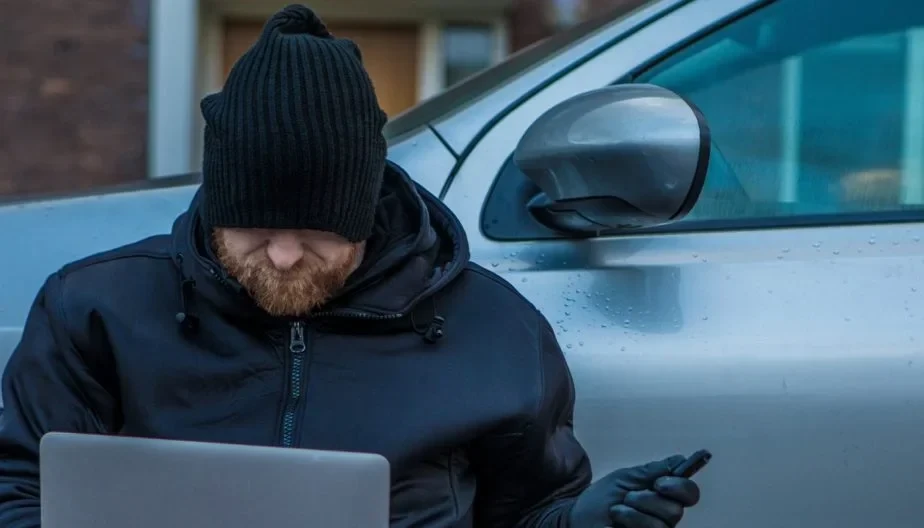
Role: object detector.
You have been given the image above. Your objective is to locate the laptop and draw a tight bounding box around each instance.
[40,432,390,528]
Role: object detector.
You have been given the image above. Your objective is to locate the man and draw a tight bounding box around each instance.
[0,5,701,527]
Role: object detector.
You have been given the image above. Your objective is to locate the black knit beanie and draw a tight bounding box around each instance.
[200,4,388,242]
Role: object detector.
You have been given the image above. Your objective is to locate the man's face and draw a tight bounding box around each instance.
[213,227,364,317]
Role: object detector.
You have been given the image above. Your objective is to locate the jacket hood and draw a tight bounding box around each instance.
[170,161,469,338]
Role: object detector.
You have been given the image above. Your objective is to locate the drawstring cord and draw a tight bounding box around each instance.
[174,253,200,334]
[410,297,444,344]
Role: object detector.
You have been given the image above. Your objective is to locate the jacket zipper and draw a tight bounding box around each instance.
[276,307,439,446]
[312,308,444,342]
[310,308,404,321]
[280,321,307,447]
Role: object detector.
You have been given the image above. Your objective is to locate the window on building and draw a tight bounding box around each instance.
[550,0,585,28]
[442,24,496,89]
[635,0,924,221]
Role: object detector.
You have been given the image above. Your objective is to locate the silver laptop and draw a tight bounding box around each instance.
[40,432,390,528]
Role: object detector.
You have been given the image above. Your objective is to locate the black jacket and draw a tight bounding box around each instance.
[0,163,592,527]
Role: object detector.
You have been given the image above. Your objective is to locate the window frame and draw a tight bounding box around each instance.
[473,0,924,243]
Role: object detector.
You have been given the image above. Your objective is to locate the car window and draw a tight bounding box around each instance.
[482,0,924,241]
[636,0,924,222]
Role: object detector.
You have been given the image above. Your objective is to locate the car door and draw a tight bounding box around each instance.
[442,0,924,526]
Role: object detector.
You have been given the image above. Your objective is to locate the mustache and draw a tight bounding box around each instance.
[211,230,360,316]
[241,257,319,278]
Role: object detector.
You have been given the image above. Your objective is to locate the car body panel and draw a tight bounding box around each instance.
[2,0,922,526]
[384,126,457,193]
[442,0,924,525]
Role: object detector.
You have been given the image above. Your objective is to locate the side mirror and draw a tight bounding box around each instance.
[513,84,710,234]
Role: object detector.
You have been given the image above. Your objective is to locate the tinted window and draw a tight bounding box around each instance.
[637,0,924,221]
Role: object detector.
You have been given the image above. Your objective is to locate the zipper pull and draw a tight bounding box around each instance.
[289,322,306,353]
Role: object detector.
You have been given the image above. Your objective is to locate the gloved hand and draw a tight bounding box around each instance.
[568,455,700,528]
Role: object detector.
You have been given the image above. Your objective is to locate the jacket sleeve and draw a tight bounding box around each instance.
[471,312,593,528]
[0,274,118,528]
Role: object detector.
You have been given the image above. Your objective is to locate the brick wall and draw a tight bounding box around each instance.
[0,0,150,199]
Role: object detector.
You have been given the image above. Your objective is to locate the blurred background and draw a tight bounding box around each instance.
[0,0,650,201]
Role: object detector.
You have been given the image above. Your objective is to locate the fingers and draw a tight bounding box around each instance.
[624,490,684,526]
[645,455,687,476]
[609,504,671,528]
[616,455,686,490]
[653,476,701,507]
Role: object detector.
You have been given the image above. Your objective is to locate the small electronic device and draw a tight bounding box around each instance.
[671,449,713,478]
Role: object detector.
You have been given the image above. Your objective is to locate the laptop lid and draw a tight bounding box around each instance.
[40,432,390,528]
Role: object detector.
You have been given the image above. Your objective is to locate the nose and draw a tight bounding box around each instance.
[266,234,304,271]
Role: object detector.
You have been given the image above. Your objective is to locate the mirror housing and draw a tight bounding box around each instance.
[513,84,710,234]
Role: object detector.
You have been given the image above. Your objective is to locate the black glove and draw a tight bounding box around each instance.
[568,455,700,528]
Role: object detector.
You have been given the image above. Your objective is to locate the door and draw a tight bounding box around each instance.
[443,0,924,526]
[223,20,420,117]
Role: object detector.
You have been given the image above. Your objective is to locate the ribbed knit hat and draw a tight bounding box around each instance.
[200,4,388,242]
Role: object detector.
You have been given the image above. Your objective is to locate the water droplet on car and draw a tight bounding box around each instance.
[491,262,499,268]
[869,238,876,245]
[782,248,790,253]
[620,346,626,352]
[521,278,528,283]
[566,343,573,349]
[812,242,822,248]
[623,319,631,326]
[833,250,840,255]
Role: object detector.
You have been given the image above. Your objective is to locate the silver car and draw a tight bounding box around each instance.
[2,0,923,526]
